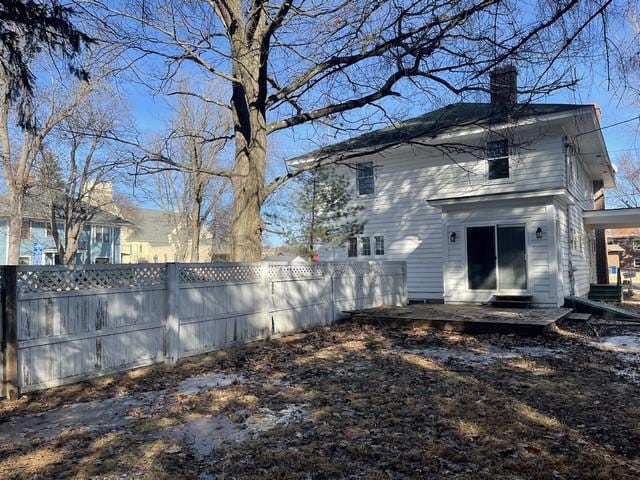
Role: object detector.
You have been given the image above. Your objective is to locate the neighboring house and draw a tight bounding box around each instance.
[289,67,628,307]
[607,228,640,271]
[119,207,227,264]
[0,193,127,265]
[607,244,624,273]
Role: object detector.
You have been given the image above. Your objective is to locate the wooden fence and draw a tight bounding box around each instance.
[0,261,407,398]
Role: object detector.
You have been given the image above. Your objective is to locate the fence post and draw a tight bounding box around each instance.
[1,266,19,399]
[402,261,408,306]
[165,263,180,364]
[263,263,272,338]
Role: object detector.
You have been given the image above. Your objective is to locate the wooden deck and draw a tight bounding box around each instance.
[347,304,573,335]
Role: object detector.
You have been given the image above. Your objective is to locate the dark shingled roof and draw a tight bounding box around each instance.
[291,102,593,162]
[0,189,129,225]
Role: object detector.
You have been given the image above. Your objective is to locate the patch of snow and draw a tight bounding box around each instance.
[175,373,244,394]
[0,373,245,444]
[244,404,309,434]
[590,335,640,354]
[163,403,308,460]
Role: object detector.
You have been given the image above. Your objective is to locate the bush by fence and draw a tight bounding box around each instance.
[0,261,407,398]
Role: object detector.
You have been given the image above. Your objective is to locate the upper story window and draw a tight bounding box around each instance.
[356,161,374,195]
[486,139,509,180]
[94,225,111,243]
[633,240,640,251]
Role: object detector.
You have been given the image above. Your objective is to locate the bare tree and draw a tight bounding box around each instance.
[150,88,231,262]
[37,84,129,264]
[93,0,619,261]
[609,153,640,207]
[0,64,96,263]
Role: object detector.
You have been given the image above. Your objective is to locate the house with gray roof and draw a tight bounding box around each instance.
[0,190,128,265]
[289,67,625,307]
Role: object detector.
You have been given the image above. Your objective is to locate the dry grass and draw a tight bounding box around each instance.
[1,320,639,479]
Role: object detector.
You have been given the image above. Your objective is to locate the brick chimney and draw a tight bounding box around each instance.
[490,65,517,111]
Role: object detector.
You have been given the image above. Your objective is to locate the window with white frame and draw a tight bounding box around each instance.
[360,236,371,256]
[347,237,358,257]
[635,258,640,268]
[94,225,111,243]
[633,240,640,250]
[486,139,509,180]
[374,235,385,255]
[356,161,374,195]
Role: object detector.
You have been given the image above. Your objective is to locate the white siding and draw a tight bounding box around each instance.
[319,125,567,301]
[443,201,557,306]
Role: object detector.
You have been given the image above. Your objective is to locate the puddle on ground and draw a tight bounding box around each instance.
[0,373,244,444]
[397,345,563,365]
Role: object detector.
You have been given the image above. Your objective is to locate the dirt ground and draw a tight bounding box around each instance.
[1,317,640,480]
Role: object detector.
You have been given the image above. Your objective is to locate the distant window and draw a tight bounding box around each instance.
[347,237,357,257]
[94,226,111,243]
[20,221,30,240]
[375,236,385,255]
[18,256,30,265]
[95,257,110,264]
[633,240,640,251]
[356,161,374,195]
[635,258,640,268]
[360,237,371,256]
[487,140,509,180]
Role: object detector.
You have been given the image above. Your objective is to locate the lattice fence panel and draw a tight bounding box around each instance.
[17,265,167,294]
[330,262,372,277]
[268,263,327,280]
[179,264,264,283]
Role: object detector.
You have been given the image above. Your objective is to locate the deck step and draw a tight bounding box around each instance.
[588,284,622,302]
[489,295,533,309]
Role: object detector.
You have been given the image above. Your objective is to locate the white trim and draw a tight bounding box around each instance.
[583,208,640,229]
[546,204,559,305]
[428,188,573,208]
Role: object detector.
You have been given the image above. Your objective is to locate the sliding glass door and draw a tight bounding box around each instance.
[467,225,527,290]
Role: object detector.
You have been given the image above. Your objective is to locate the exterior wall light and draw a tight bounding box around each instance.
[449,232,457,243]
[536,227,543,239]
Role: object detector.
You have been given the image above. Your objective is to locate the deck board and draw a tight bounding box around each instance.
[347,304,572,335]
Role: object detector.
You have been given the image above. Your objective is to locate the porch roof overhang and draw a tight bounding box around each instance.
[583,208,640,229]
[427,188,573,209]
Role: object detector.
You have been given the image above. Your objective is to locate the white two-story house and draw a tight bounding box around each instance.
[290,67,618,307]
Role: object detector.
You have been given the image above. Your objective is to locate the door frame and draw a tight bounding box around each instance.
[464,222,530,294]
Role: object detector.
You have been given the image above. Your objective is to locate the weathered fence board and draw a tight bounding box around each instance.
[1,261,406,395]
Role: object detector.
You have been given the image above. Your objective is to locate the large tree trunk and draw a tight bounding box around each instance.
[63,224,82,265]
[228,42,267,262]
[190,219,201,263]
[7,190,23,264]
[229,144,266,262]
